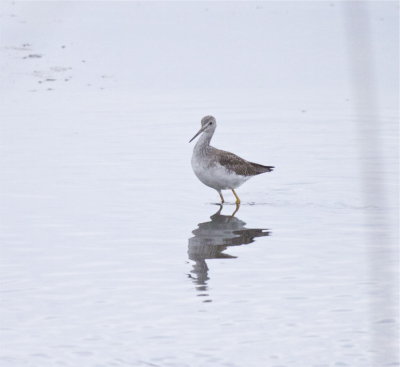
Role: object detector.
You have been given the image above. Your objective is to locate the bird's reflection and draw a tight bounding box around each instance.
[188,205,270,302]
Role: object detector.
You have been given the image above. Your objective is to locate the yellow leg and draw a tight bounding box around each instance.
[218,191,225,204]
[232,189,241,205]
[231,203,240,217]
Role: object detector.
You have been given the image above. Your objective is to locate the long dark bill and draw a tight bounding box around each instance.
[189,126,206,143]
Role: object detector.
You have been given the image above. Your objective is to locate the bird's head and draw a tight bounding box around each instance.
[189,115,217,143]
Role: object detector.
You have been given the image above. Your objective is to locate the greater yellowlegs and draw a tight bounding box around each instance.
[189,115,274,204]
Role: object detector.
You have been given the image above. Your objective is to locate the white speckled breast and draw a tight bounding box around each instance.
[191,145,249,191]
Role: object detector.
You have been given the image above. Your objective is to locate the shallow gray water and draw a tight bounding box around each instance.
[1,90,398,367]
[1,2,398,367]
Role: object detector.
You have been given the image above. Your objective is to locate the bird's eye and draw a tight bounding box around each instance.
[209,122,213,125]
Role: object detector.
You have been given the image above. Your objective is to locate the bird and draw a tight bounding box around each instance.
[189,115,274,204]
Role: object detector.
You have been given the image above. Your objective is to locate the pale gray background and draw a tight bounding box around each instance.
[0,2,398,367]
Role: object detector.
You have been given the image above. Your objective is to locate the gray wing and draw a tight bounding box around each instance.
[215,149,274,176]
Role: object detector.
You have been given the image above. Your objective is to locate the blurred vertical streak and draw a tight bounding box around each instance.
[342,2,399,365]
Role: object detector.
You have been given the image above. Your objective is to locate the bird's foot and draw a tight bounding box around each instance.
[231,189,241,205]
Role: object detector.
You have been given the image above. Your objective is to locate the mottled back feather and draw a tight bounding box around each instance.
[215,148,274,176]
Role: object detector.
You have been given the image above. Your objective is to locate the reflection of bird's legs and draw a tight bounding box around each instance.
[231,203,240,218]
[218,190,225,204]
[232,189,241,205]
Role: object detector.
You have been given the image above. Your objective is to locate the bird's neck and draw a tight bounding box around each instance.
[194,131,213,153]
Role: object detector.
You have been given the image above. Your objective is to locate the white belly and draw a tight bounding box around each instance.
[191,155,249,191]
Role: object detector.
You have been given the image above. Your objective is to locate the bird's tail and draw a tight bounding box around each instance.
[251,163,274,174]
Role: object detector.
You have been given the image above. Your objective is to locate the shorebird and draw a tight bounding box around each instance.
[189,115,274,204]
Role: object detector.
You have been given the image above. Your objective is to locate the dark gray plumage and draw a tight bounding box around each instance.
[216,149,274,176]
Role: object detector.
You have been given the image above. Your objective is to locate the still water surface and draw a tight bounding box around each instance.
[0,90,398,367]
[0,1,398,365]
